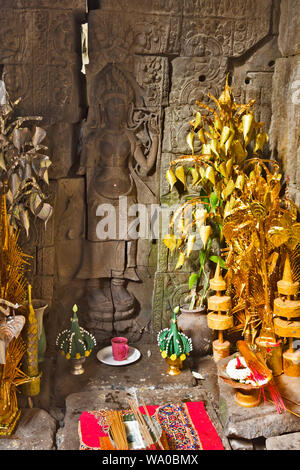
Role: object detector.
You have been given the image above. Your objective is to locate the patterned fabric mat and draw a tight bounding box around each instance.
[78,401,224,450]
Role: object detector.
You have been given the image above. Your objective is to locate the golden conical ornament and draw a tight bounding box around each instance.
[277,255,299,296]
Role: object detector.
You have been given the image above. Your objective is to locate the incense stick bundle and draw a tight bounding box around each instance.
[107,410,128,450]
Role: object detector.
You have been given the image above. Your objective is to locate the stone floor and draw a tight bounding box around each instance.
[1,343,300,450]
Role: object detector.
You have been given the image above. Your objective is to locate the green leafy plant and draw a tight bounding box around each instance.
[0,81,53,235]
[56,305,97,360]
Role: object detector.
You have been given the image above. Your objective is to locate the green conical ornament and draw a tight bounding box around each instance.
[157,306,193,362]
[56,305,96,359]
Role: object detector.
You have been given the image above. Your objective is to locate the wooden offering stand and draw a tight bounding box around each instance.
[219,358,261,408]
[207,263,233,362]
[274,256,300,377]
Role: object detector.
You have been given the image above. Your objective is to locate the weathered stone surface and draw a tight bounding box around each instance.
[266,432,300,450]
[269,56,300,205]
[88,10,181,71]
[278,0,300,57]
[218,355,300,439]
[0,409,57,450]
[100,0,182,14]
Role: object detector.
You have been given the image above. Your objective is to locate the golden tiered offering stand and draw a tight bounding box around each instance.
[274,256,300,377]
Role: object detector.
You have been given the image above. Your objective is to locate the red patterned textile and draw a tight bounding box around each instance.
[78,401,224,450]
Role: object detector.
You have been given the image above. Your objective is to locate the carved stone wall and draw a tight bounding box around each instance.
[0,1,87,354]
[0,0,284,347]
[270,0,300,206]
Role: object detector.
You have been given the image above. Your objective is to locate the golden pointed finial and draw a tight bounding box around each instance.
[210,262,226,292]
[277,255,299,296]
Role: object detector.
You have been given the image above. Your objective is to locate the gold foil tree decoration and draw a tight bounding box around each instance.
[207,262,233,361]
[222,158,300,354]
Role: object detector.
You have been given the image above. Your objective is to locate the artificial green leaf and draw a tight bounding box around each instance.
[205,166,215,185]
[198,128,206,144]
[187,234,196,257]
[37,203,53,228]
[186,131,195,154]
[220,126,232,147]
[32,127,47,147]
[166,169,177,190]
[190,167,199,186]
[210,192,219,213]
[189,273,199,290]
[222,179,235,201]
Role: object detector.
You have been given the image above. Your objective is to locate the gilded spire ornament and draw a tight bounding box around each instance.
[274,255,300,377]
[207,262,233,362]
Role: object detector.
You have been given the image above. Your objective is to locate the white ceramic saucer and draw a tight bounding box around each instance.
[96,345,141,366]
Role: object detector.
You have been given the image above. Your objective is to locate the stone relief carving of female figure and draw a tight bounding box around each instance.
[76,64,159,337]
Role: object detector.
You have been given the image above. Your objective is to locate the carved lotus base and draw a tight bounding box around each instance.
[70,357,86,375]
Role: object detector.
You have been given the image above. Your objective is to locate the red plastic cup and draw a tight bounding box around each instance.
[111,337,129,361]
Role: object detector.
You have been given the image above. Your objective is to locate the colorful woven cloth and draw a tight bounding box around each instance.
[78,401,224,450]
